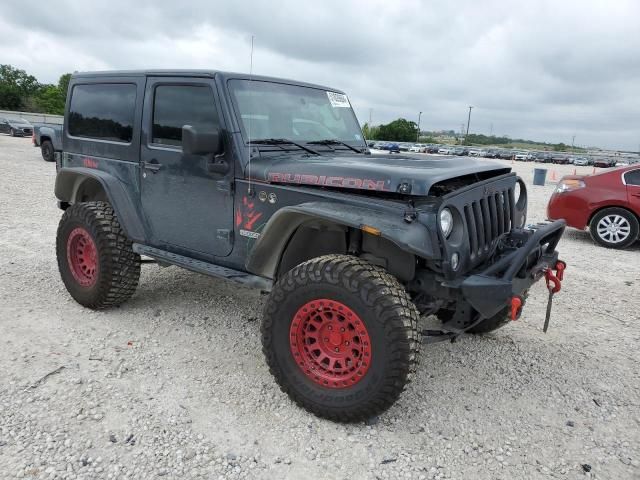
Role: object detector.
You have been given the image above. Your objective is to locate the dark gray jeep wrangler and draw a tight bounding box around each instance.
[54,70,566,421]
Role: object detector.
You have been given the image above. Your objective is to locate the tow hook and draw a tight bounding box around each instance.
[542,260,567,332]
[510,296,524,321]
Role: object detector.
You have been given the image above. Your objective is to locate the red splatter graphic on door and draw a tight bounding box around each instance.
[236,196,263,230]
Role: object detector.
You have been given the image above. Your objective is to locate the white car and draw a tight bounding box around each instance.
[468,149,487,157]
[514,151,531,161]
[438,146,455,155]
[409,144,427,153]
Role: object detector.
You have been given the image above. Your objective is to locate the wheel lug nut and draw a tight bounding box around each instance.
[324,338,329,342]
[328,326,332,331]
[340,328,345,332]
[345,341,350,345]
[334,348,339,352]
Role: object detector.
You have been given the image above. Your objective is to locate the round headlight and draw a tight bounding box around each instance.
[440,208,453,237]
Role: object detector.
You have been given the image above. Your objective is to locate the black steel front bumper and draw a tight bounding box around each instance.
[459,219,566,319]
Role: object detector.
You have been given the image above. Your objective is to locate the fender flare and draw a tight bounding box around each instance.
[54,167,146,242]
[246,201,436,279]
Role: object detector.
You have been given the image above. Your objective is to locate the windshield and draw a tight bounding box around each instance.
[228,79,365,146]
[9,118,30,125]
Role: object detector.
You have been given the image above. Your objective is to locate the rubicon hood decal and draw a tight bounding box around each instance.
[248,153,510,196]
[268,172,388,191]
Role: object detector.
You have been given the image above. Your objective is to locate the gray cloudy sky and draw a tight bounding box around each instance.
[2,1,639,150]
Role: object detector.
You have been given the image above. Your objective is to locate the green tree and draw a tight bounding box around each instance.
[0,64,39,97]
[58,73,72,104]
[376,118,419,142]
[0,84,22,110]
[34,85,66,115]
[361,122,380,140]
[553,142,567,152]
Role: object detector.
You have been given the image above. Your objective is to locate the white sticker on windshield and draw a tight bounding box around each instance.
[327,91,350,108]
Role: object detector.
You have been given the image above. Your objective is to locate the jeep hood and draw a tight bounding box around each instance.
[249,153,511,196]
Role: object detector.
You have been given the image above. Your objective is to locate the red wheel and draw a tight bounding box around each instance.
[262,255,420,421]
[57,202,140,309]
[66,227,98,287]
[290,299,372,389]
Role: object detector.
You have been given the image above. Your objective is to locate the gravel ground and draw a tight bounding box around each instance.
[1,135,639,480]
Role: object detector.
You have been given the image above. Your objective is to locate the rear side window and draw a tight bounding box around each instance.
[68,83,136,143]
[152,85,218,147]
[624,169,640,186]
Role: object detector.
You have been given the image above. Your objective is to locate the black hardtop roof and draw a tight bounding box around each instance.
[70,69,343,93]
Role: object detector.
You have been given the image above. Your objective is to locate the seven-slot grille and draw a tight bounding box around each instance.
[463,186,516,259]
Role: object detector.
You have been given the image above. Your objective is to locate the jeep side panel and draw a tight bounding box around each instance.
[56,75,148,243]
[232,180,438,281]
[54,166,147,242]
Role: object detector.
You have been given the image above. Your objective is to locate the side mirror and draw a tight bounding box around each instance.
[182,125,222,155]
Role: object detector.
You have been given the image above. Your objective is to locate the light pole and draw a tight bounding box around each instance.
[465,106,473,142]
[571,134,576,152]
[416,111,422,142]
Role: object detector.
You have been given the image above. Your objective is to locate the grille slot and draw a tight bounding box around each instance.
[464,187,514,257]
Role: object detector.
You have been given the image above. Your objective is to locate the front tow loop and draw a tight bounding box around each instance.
[543,261,567,333]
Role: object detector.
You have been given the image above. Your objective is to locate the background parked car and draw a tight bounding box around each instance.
[32,123,63,162]
[552,154,571,164]
[0,117,33,137]
[534,152,553,162]
[437,145,455,154]
[468,148,487,157]
[514,151,530,161]
[499,150,514,159]
[380,143,401,153]
[409,143,427,153]
[547,165,640,249]
[572,157,590,166]
[426,144,441,153]
[593,157,616,168]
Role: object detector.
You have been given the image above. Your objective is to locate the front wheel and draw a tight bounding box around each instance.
[589,208,639,249]
[56,201,141,309]
[9,128,15,137]
[261,255,420,422]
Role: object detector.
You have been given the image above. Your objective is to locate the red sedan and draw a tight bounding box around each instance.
[547,165,640,249]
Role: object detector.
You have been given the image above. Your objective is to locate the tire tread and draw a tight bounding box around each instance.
[261,254,420,422]
[56,201,140,309]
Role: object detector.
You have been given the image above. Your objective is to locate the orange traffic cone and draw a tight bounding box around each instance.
[592,167,596,174]
[573,168,577,175]
[550,170,557,181]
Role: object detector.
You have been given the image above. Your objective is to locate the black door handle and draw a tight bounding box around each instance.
[143,160,162,173]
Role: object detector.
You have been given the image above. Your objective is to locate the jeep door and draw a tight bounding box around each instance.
[140,76,234,257]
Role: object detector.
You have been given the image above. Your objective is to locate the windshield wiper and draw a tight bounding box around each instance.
[248,138,320,156]
[307,139,364,154]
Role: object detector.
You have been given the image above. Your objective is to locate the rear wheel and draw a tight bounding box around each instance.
[56,201,141,309]
[262,255,420,422]
[589,208,639,249]
[41,140,55,162]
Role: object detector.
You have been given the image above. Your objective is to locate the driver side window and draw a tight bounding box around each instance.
[152,85,219,148]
